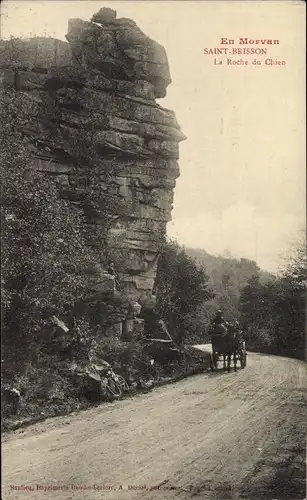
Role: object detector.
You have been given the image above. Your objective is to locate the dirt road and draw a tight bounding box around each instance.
[2,350,307,500]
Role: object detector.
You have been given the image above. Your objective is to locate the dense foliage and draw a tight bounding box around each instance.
[154,241,214,343]
[240,236,306,360]
[0,87,96,368]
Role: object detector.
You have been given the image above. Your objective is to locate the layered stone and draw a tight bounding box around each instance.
[0,7,185,312]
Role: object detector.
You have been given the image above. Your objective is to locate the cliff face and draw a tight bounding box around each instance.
[1,8,185,306]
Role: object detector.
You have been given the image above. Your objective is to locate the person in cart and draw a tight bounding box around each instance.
[210,309,227,335]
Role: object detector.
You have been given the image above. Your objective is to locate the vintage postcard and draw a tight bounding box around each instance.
[1,1,306,499]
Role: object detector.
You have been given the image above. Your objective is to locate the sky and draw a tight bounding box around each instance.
[1,0,306,272]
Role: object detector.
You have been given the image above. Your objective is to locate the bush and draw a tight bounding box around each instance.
[94,339,154,382]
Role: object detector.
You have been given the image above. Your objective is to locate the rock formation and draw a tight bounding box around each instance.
[1,8,185,333]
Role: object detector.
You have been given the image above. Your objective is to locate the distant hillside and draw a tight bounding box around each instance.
[186,248,274,285]
[185,247,276,321]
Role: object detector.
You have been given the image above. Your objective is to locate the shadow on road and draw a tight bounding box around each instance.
[205,368,240,377]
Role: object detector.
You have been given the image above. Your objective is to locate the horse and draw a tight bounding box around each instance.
[221,325,241,372]
[210,324,245,372]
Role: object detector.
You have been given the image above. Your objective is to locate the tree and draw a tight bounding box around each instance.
[281,231,307,285]
[239,275,265,327]
[185,247,267,322]
[239,234,306,359]
[154,241,214,343]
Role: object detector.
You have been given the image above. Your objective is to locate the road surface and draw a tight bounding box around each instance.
[2,349,307,500]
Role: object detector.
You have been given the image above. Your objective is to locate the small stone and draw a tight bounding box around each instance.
[91,8,117,24]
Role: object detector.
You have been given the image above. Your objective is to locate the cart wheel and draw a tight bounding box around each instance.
[114,374,130,392]
[209,353,214,371]
[240,351,247,368]
[233,354,238,372]
[212,352,218,370]
[106,378,122,398]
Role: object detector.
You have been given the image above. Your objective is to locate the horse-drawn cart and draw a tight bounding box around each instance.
[209,327,247,372]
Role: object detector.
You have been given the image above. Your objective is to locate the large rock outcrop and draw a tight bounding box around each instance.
[1,8,185,324]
